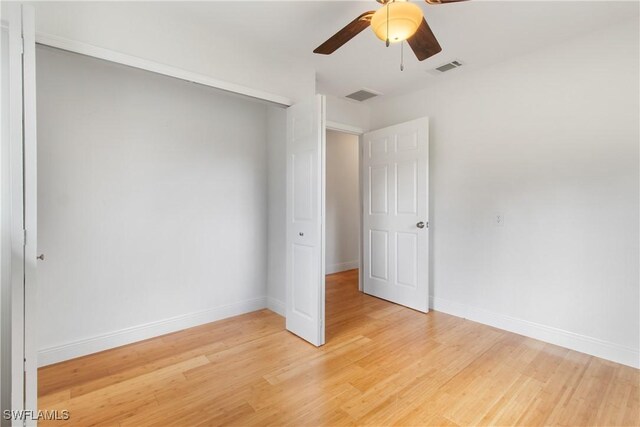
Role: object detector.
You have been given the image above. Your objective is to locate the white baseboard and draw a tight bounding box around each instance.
[38,297,268,367]
[40,293,638,369]
[267,297,285,317]
[326,260,359,275]
[430,296,639,369]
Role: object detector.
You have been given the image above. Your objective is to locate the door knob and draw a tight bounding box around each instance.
[37,254,45,260]
[416,222,425,229]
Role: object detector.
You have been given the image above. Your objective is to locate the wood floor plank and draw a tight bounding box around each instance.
[38,269,640,426]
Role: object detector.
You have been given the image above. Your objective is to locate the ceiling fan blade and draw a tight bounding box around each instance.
[425,0,469,4]
[407,18,442,61]
[314,11,375,55]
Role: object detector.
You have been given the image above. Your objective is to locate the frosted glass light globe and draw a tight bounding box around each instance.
[371,1,424,43]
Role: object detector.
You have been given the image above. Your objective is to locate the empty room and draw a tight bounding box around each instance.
[1,1,638,426]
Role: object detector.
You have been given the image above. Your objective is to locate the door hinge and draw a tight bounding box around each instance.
[22,229,27,247]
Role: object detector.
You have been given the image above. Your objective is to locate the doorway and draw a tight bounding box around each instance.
[325,130,360,277]
[282,98,431,347]
[324,129,361,342]
[323,118,430,344]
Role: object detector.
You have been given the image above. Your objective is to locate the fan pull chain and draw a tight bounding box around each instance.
[385,2,390,47]
[400,41,404,71]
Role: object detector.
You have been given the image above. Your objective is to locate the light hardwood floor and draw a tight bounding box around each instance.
[39,269,639,426]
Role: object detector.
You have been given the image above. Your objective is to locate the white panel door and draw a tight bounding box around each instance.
[362,118,429,312]
[285,95,325,346]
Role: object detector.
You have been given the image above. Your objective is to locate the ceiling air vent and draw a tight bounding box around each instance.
[427,60,463,76]
[345,88,381,102]
[433,60,463,73]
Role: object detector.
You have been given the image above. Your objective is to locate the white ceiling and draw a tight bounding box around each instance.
[164,1,637,99]
[33,1,638,101]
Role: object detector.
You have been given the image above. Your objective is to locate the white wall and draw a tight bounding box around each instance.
[326,131,360,274]
[31,2,316,103]
[325,95,370,132]
[36,46,271,366]
[368,20,640,367]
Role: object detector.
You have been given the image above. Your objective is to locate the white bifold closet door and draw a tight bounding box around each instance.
[362,118,429,312]
[285,95,326,346]
[3,3,38,424]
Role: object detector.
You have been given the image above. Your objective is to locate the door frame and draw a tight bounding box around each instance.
[6,4,27,418]
[22,4,38,419]
[324,121,365,292]
[2,3,38,424]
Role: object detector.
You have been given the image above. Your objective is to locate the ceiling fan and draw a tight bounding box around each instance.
[314,0,468,62]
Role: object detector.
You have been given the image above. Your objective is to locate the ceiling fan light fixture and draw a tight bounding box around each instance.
[371,1,423,44]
